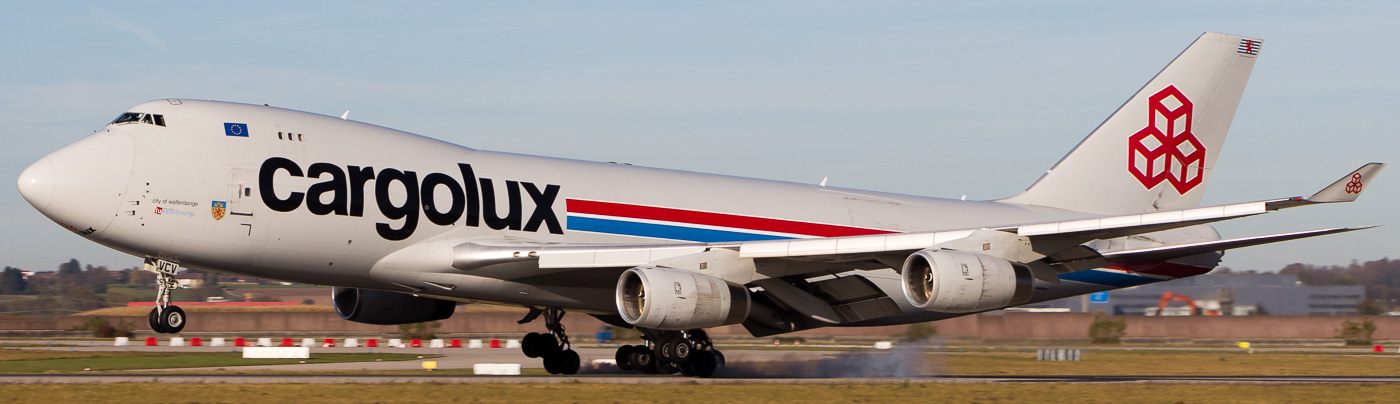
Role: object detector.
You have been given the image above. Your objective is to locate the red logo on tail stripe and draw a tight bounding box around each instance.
[1345,173,1364,194]
[1128,85,1205,194]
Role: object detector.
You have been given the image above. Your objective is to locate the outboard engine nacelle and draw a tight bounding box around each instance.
[900,249,1034,313]
[615,265,750,330]
[332,287,456,325]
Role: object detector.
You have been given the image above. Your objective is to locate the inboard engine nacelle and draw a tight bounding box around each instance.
[615,266,750,330]
[900,249,1034,313]
[332,287,456,325]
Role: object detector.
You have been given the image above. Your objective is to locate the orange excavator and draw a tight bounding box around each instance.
[1157,291,1222,316]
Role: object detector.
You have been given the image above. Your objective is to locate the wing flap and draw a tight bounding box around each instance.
[1098,227,1374,265]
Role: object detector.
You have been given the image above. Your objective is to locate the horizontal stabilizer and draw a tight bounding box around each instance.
[1099,226,1375,265]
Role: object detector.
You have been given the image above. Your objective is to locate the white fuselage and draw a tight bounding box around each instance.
[20,99,1213,316]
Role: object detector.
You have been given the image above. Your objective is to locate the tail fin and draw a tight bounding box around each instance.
[999,32,1262,215]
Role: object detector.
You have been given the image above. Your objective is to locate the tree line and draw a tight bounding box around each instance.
[0,259,157,316]
[1277,258,1400,314]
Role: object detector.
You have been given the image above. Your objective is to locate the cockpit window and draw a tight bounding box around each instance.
[110,112,166,127]
[111,112,142,125]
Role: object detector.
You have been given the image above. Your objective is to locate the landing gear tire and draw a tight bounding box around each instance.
[543,353,561,375]
[615,345,636,371]
[522,332,541,358]
[159,305,186,333]
[690,350,719,378]
[531,333,560,356]
[519,307,578,376]
[671,337,692,364]
[557,349,580,375]
[632,327,723,377]
[658,358,681,374]
[657,340,676,364]
[147,307,166,333]
[542,349,580,375]
[632,349,655,373]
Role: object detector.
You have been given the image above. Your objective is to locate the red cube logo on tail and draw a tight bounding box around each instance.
[1345,173,1364,194]
[1128,85,1205,194]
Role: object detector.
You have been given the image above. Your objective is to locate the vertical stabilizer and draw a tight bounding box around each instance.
[999,32,1261,215]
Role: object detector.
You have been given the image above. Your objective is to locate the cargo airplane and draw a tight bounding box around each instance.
[16,32,1383,377]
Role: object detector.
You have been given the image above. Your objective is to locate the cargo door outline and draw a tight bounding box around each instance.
[228,168,255,235]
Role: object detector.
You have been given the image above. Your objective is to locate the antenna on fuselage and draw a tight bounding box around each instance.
[819,177,828,187]
[341,110,350,120]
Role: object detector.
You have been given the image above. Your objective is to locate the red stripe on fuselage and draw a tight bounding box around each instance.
[566,199,896,237]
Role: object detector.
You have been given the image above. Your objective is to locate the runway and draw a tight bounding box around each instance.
[5,373,1400,385]
[6,341,1398,385]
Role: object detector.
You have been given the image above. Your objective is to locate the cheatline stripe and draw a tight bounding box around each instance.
[1059,270,1159,288]
[567,213,813,239]
[566,216,792,242]
[1057,265,1208,288]
[565,199,896,238]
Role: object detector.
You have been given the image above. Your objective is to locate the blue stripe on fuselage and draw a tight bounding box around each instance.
[1058,269,1162,288]
[566,216,792,242]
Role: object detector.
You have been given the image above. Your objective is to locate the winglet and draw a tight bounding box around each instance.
[1307,163,1385,203]
[1267,163,1384,210]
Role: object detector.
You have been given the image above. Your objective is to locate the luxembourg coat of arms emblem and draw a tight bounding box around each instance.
[211,201,227,221]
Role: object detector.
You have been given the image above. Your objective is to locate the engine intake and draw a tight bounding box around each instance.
[615,266,750,330]
[901,249,1034,313]
[332,287,456,325]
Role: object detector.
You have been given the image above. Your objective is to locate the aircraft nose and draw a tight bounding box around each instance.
[17,158,54,210]
[21,130,136,237]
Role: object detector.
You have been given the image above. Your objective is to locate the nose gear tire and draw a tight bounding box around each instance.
[159,306,186,333]
[147,307,166,333]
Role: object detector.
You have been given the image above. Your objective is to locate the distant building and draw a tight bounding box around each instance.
[174,272,205,288]
[1019,273,1364,315]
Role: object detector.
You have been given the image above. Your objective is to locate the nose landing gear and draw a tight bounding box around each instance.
[144,258,186,333]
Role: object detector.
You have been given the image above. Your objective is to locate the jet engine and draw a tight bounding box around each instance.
[900,249,1034,313]
[332,287,456,325]
[615,265,750,330]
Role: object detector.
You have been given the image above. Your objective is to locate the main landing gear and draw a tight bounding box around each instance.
[519,307,581,375]
[615,329,724,378]
[144,258,186,333]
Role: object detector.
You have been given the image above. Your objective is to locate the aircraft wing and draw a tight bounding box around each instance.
[453,163,1383,280]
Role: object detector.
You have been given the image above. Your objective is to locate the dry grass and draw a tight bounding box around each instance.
[1,383,1399,403]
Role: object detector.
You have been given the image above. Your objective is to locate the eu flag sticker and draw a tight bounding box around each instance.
[224,122,249,137]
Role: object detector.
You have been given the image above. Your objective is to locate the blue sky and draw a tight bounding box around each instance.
[1,1,1395,273]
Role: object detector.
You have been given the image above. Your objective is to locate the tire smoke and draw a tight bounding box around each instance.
[714,341,943,378]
